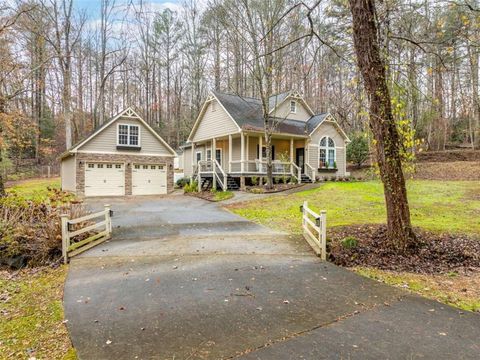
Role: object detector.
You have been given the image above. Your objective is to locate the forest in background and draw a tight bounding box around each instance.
[0,0,479,178]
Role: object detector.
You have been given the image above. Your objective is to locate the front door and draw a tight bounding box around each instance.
[296,148,305,173]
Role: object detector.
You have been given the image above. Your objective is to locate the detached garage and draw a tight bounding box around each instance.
[60,107,176,197]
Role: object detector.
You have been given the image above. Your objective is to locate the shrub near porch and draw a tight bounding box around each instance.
[227,180,480,236]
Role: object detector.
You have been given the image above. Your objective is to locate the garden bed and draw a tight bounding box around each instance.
[245,183,304,194]
[329,224,480,274]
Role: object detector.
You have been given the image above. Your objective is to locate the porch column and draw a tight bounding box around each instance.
[190,142,195,185]
[290,138,294,163]
[240,132,245,173]
[258,135,263,185]
[212,137,217,189]
[228,134,232,173]
[258,135,262,159]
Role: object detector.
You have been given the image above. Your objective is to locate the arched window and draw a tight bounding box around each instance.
[319,136,336,168]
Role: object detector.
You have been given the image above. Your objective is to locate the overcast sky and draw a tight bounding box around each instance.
[74,0,181,18]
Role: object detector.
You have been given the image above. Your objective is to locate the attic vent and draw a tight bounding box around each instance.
[211,101,217,112]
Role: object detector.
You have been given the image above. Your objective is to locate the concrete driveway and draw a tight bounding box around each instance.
[64,194,480,359]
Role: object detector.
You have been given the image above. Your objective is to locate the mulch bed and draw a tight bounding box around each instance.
[185,191,217,202]
[246,183,304,193]
[328,224,480,274]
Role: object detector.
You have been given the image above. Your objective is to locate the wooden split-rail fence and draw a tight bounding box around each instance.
[61,205,113,264]
[301,201,327,260]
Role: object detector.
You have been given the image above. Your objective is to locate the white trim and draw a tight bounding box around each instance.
[290,100,297,114]
[70,107,177,156]
[319,136,336,168]
[116,123,141,147]
[308,114,350,142]
[187,92,242,142]
[76,150,175,157]
[268,91,315,116]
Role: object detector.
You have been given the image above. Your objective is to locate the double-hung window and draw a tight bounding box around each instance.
[118,124,140,147]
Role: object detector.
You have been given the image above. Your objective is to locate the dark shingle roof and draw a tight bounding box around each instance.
[212,91,327,136]
[306,113,329,133]
[268,91,291,111]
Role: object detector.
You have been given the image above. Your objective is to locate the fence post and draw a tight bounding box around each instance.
[104,204,112,237]
[61,214,70,264]
[302,201,307,230]
[320,210,327,260]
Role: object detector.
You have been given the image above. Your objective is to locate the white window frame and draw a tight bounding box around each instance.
[117,123,141,147]
[206,149,212,161]
[319,136,336,168]
[290,100,297,113]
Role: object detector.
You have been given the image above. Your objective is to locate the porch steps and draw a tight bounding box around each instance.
[226,177,239,190]
[201,178,212,191]
[301,174,313,183]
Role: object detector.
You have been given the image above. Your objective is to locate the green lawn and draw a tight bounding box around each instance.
[228,179,480,312]
[213,190,234,201]
[354,267,480,312]
[0,266,76,359]
[6,177,61,200]
[227,180,480,236]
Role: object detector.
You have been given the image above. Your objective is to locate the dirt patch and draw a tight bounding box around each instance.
[413,161,480,181]
[417,149,480,162]
[329,224,480,274]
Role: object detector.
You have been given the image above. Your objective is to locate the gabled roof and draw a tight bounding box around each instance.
[268,91,291,111]
[61,107,176,158]
[188,91,349,140]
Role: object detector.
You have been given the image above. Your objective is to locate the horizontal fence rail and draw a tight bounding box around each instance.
[61,205,113,264]
[301,201,327,260]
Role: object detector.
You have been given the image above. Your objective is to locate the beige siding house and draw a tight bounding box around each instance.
[60,107,176,197]
[182,90,350,190]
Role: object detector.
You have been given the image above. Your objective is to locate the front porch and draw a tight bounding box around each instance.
[191,132,317,191]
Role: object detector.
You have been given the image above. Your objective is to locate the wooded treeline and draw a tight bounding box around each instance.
[0,0,479,172]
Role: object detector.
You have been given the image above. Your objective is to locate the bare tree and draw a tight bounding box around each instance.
[349,0,416,250]
[40,0,85,149]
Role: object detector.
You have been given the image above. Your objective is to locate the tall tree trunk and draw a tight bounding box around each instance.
[349,0,416,250]
[0,96,6,196]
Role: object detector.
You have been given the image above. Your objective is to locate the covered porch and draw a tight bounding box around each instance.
[191,132,316,191]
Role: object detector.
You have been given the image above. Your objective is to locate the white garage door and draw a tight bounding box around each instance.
[85,163,125,197]
[132,164,167,195]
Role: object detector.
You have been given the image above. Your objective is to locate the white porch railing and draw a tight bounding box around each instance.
[229,160,302,182]
[305,163,316,183]
[301,201,326,260]
[197,159,227,191]
[61,205,112,264]
[214,159,227,191]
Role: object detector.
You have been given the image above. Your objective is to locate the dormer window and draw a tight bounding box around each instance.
[118,124,140,147]
[211,101,217,112]
[290,100,297,113]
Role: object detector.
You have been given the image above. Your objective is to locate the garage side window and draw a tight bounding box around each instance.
[118,124,140,147]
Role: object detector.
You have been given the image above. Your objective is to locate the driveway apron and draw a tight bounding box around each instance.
[64,194,480,360]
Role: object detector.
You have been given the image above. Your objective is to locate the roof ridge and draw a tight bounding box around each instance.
[212,90,261,101]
